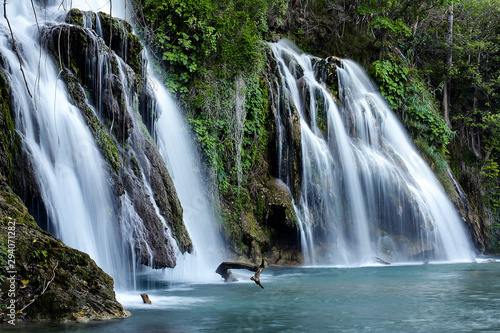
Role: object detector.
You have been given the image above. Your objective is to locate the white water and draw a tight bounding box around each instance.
[270,40,475,265]
[80,0,226,282]
[150,74,225,282]
[0,0,126,281]
[1,0,224,287]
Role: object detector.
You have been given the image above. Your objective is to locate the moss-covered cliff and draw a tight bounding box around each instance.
[0,175,130,323]
[40,9,193,266]
[1,45,132,322]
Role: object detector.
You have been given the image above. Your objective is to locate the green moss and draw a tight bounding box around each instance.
[0,176,130,322]
[65,8,84,27]
[97,12,143,77]
[0,69,22,186]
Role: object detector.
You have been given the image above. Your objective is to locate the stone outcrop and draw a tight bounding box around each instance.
[260,179,301,264]
[0,176,130,322]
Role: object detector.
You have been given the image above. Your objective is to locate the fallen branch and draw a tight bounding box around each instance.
[3,0,33,98]
[216,259,266,289]
[216,261,260,282]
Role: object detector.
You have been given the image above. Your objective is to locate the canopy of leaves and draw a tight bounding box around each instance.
[134,0,286,94]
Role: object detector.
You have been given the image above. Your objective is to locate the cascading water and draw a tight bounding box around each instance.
[0,0,127,283]
[269,39,475,265]
[1,0,224,289]
[150,74,225,282]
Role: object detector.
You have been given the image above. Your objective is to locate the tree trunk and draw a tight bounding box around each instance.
[471,49,482,160]
[442,4,453,128]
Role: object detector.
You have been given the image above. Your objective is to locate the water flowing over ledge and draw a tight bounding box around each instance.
[268,39,476,266]
[1,0,476,301]
[0,0,224,289]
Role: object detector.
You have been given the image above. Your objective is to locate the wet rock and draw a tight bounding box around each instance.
[121,154,177,268]
[0,176,130,322]
[42,14,191,268]
[145,140,192,253]
[65,8,84,27]
[312,56,343,93]
[265,178,298,230]
[97,12,144,76]
[249,178,301,265]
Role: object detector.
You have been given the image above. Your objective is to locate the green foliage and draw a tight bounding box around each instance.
[132,0,500,249]
[133,1,285,247]
[136,0,286,95]
[368,17,411,38]
[187,73,270,195]
[370,59,453,154]
[30,249,49,262]
[446,0,500,218]
[369,60,408,109]
[364,0,500,226]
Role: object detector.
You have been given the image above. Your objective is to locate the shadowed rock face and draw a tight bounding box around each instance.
[0,175,130,322]
[25,10,192,269]
[265,52,302,204]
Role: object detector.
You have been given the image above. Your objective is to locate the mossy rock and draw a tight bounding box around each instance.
[0,175,130,322]
[144,141,193,253]
[0,69,22,187]
[264,178,298,229]
[97,11,144,76]
[65,8,84,27]
[312,56,342,103]
[43,19,189,268]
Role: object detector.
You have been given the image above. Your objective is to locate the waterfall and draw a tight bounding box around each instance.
[150,74,225,282]
[0,0,127,282]
[269,40,475,265]
[1,0,224,289]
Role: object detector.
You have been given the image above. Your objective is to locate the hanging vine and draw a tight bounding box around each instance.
[3,0,33,98]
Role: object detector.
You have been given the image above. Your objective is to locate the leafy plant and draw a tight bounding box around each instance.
[370,58,453,155]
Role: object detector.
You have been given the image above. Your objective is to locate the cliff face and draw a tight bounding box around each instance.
[0,7,494,323]
[121,0,491,262]
[271,2,491,254]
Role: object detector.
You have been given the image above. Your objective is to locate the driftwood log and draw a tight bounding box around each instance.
[216,260,265,288]
[141,293,152,304]
[216,262,260,282]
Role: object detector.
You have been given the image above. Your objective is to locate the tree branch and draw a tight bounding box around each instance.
[3,0,33,98]
[19,261,59,313]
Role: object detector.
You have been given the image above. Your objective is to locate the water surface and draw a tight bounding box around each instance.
[6,260,500,332]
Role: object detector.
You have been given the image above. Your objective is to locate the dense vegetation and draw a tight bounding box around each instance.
[131,0,292,257]
[130,0,500,254]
